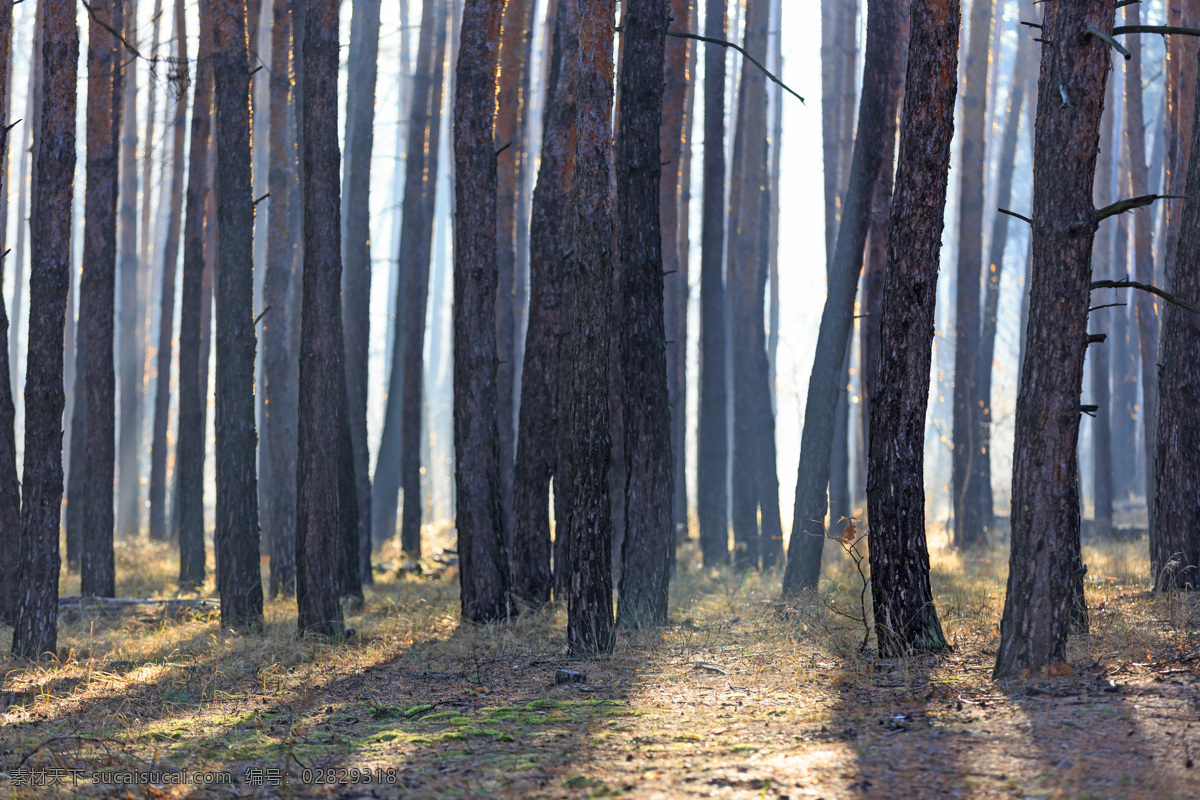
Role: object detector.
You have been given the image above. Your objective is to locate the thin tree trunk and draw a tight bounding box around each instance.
[140,0,164,270]
[993,0,1113,679]
[566,0,618,657]
[511,0,577,607]
[149,0,189,543]
[0,0,17,624]
[79,0,127,598]
[868,0,957,657]
[264,0,295,596]
[697,0,728,566]
[675,4,696,543]
[10,0,42,402]
[1111,122,1137,504]
[340,0,380,585]
[11,0,76,660]
[781,0,903,597]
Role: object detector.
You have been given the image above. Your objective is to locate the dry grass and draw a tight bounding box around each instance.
[2,521,1200,798]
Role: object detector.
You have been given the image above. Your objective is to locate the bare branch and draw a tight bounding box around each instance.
[1086,27,1132,59]
[1096,193,1187,221]
[998,207,1033,225]
[1090,279,1200,314]
[1112,24,1200,37]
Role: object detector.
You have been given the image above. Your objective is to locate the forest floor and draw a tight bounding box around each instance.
[3,518,1200,799]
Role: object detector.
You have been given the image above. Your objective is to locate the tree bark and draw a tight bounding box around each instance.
[11,0,76,660]
[781,0,903,597]
[0,0,17,624]
[511,0,577,606]
[372,0,447,549]
[566,0,618,657]
[79,0,126,598]
[868,0,957,657]
[149,0,190,543]
[697,0,728,566]
[263,0,296,596]
[211,0,263,630]
[993,0,1113,679]
[452,0,509,623]
[140,0,164,271]
[340,0,380,583]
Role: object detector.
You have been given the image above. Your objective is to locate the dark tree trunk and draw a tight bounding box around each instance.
[79,0,126,599]
[340,0,380,583]
[372,0,446,548]
[264,0,296,596]
[211,0,263,630]
[452,0,510,623]
[116,0,142,541]
[616,0,672,626]
[697,0,729,566]
[1152,44,1200,590]
[951,0,994,550]
[295,0,344,638]
[176,0,214,589]
[11,0,76,660]
[868,0,957,657]
[781,0,903,597]
[66,311,86,567]
[993,0,1112,679]
[149,0,189,543]
[0,0,16,624]
[821,0,856,264]
[337,354,362,603]
[566,0,618,657]
[511,0,577,607]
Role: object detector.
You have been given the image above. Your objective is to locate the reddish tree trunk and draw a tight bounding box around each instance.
[0,0,17,623]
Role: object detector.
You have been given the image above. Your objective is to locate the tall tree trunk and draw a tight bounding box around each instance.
[295,0,343,638]
[511,0,577,606]
[176,0,214,588]
[372,0,447,548]
[675,5,696,544]
[697,0,729,566]
[211,0,264,630]
[340,0,380,584]
[140,0,164,271]
[116,0,142,540]
[868,0,957,657]
[566,0,618,657]
[1111,128,1137,504]
[951,0,994,550]
[264,0,296,596]
[80,0,127,598]
[0,0,17,624]
[11,0,76,660]
[781,0,903,597]
[149,0,189,543]
[453,0,509,623]
[993,0,1113,679]
[10,0,42,402]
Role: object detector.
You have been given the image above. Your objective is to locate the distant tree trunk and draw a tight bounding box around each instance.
[511,0,577,606]
[140,0,164,271]
[616,0,672,625]
[372,0,447,548]
[781,0,903,597]
[11,0,76,660]
[211,0,263,630]
[993,0,1112,679]
[821,0,856,263]
[176,0,213,588]
[0,0,17,624]
[697,0,729,566]
[9,0,42,402]
[1111,180,1138,504]
[149,0,189,543]
[116,0,142,541]
[1153,53,1200,590]
[951,0,994,550]
[340,0,380,584]
[452,0,509,623]
[264,0,296,597]
[868,0,957,657]
[79,0,126,598]
[566,0,618,656]
[675,7,696,544]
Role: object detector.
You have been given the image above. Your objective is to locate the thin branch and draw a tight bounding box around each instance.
[1096,193,1186,222]
[998,207,1033,225]
[79,0,143,59]
[1090,279,1200,314]
[1086,27,1131,59]
[1116,0,1141,6]
[1088,301,1128,313]
[1020,21,1044,29]
[1112,24,1200,37]
[253,192,271,206]
[253,305,272,326]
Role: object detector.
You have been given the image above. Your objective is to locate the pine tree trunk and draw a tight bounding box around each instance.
[0,0,17,624]
[1111,178,1138,504]
[11,0,76,660]
[452,0,509,623]
[993,0,1113,679]
[79,0,127,598]
[9,0,42,402]
[372,0,446,548]
[697,0,729,566]
[511,0,577,606]
[340,0,380,583]
[675,8,696,543]
[781,0,903,597]
[149,0,189,543]
[263,0,296,597]
[566,0,618,657]
[868,0,957,657]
